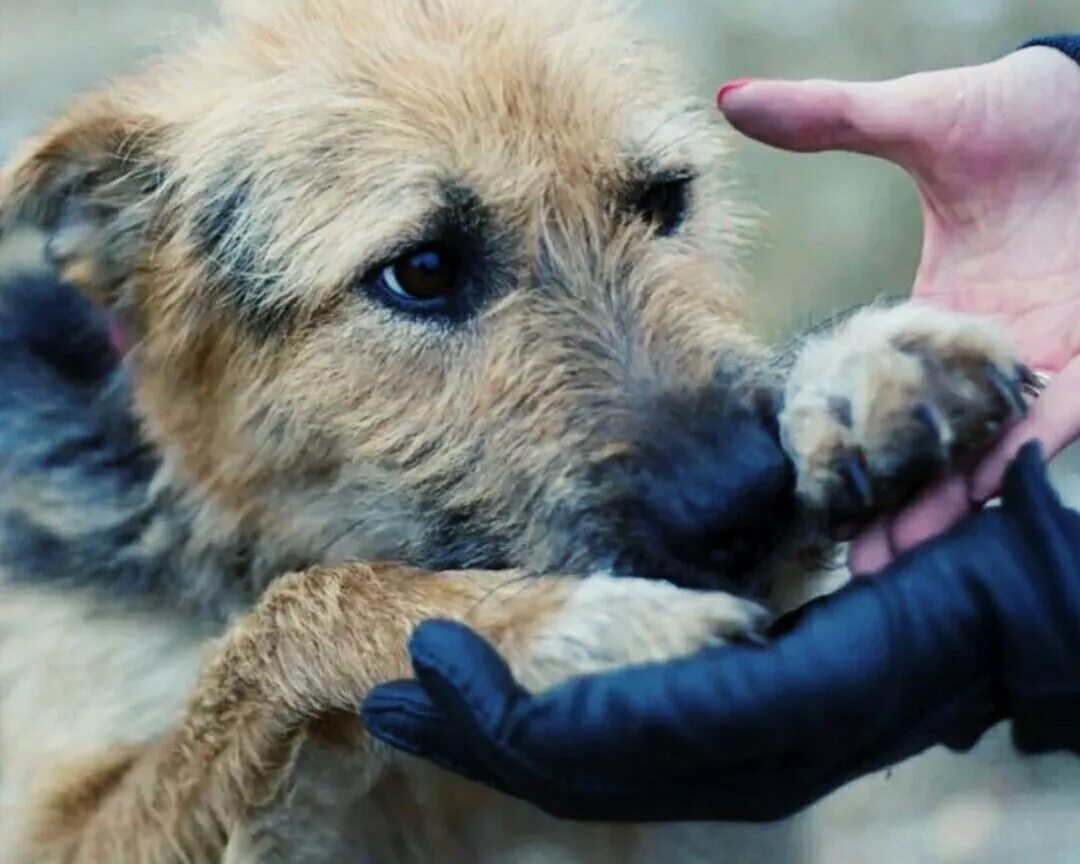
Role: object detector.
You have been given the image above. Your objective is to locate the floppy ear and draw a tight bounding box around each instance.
[0,93,165,303]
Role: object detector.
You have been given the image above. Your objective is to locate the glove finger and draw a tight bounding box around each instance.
[399,622,585,803]
[361,680,506,789]
[407,620,528,740]
[363,678,692,823]
[362,680,445,755]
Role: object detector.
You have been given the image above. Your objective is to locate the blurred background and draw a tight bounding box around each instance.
[1,1,1078,862]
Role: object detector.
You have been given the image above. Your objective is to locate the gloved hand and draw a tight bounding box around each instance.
[362,444,1080,822]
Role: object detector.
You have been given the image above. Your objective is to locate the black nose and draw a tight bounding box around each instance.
[618,400,796,587]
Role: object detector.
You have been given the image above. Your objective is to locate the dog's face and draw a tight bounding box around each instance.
[1,0,775,585]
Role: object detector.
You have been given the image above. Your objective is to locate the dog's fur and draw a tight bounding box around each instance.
[0,1,1026,861]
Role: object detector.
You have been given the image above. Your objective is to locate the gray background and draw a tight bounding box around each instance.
[2,1,1078,861]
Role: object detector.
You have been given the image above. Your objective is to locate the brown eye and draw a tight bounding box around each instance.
[380,243,461,304]
[636,175,693,236]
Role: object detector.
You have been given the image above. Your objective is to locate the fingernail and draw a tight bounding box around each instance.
[716,78,753,108]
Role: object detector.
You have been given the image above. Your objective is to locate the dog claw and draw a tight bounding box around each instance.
[732,629,771,648]
[986,363,1027,418]
[1019,365,1049,399]
[911,402,941,437]
[911,402,952,460]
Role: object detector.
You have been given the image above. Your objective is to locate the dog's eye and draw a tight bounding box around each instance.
[375,243,462,310]
[636,176,693,236]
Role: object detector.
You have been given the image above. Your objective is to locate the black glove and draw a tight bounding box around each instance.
[362,444,1080,822]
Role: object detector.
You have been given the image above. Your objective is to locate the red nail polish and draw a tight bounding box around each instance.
[716,78,752,107]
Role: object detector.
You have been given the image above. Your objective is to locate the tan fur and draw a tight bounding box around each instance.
[8,569,758,863]
[0,1,1022,862]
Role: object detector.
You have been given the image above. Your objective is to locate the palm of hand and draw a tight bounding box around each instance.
[719,46,1080,570]
[908,50,1080,373]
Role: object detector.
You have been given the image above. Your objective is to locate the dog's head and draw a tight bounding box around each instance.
[1,0,787,587]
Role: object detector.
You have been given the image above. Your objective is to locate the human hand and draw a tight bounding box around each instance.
[362,446,1080,822]
[718,46,1080,571]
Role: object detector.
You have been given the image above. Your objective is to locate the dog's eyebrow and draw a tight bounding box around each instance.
[437,181,490,238]
[633,164,698,186]
[625,104,712,176]
[191,175,288,338]
[194,178,249,268]
[432,179,520,304]
[367,181,488,261]
[619,161,698,214]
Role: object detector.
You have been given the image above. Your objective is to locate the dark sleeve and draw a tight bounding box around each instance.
[993,447,1080,755]
[1021,35,1080,65]
[363,446,1080,824]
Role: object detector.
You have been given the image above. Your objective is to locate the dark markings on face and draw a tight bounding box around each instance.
[356,180,521,325]
[192,175,288,338]
[421,507,512,571]
[625,166,696,237]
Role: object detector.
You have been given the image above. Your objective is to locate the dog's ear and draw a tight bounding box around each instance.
[0,93,165,303]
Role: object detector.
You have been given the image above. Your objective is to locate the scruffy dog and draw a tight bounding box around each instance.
[0,1,1028,861]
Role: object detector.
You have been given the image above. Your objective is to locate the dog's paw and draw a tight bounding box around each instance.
[780,304,1032,531]
[516,576,766,691]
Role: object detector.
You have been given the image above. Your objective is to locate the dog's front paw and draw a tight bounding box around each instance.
[517,576,766,691]
[781,304,1032,530]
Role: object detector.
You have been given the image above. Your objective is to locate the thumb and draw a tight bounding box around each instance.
[407,619,528,739]
[717,73,959,172]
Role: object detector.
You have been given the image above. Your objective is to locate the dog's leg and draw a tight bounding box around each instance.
[18,565,761,864]
[19,564,531,864]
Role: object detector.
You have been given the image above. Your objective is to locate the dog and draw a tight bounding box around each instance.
[0,0,1028,861]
